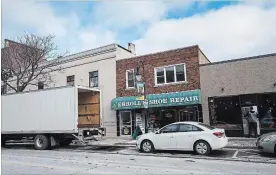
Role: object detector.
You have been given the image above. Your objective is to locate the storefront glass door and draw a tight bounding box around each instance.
[241,106,260,136]
[120,111,132,136]
[179,109,198,122]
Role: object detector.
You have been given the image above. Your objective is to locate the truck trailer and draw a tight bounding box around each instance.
[1,86,105,150]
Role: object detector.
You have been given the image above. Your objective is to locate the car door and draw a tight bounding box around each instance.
[153,124,179,150]
[175,124,203,151]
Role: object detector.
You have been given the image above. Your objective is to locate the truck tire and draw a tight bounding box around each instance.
[1,139,6,147]
[34,135,50,150]
[59,139,72,147]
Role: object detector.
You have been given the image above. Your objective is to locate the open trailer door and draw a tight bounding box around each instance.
[76,86,105,140]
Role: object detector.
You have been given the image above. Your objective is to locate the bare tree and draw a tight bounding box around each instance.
[1,33,66,93]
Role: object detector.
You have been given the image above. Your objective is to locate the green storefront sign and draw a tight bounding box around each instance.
[111,89,201,110]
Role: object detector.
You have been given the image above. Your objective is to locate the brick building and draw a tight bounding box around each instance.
[111,45,210,137]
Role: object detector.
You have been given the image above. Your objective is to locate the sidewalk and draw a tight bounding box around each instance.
[226,137,257,149]
[85,137,257,149]
[86,137,136,147]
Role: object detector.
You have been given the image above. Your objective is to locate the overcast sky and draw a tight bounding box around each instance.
[2,0,276,62]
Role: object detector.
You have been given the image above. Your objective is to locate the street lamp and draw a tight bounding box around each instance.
[135,73,142,82]
[135,61,145,99]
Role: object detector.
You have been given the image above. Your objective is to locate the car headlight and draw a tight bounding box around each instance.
[262,135,276,142]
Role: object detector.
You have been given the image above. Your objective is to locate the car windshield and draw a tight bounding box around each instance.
[198,123,215,130]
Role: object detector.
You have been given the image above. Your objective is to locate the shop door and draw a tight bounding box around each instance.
[179,110,198,122]
[241,106,260,136]
[120,111,132,136]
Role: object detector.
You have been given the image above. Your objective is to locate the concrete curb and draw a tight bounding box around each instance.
[75,143,258,150]
[226,146,257,149]
[113,144,258,150]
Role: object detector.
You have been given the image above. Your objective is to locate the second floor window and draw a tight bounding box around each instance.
[89,71,98,87]
[126,69,135,88]
[67,75,75,86]
[155,64,186,85]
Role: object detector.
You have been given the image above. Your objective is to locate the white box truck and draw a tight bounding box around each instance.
[1,86,105,150]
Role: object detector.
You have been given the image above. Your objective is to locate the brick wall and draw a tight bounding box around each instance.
[116,45,201,97]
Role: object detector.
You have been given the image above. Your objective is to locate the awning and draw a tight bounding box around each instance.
[111,89,201,110]
[111,96,146,110]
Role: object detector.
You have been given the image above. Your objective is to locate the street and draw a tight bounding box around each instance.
[2,145,276,175]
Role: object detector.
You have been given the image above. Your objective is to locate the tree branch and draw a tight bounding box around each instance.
[1,33,65,92]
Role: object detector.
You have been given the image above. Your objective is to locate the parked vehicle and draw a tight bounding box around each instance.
[256,132,276,156]
[1,86,105,150]
[136,122,228,155]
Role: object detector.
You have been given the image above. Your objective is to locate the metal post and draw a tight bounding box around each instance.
[136,61,148,133]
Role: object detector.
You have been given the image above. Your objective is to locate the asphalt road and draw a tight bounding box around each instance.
[2,148,276,175]
[2,143,276,163]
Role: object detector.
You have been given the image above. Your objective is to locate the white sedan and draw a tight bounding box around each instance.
[136,122,228,155]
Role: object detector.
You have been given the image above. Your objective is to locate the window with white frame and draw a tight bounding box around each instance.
[126,69,135,88]
[155,64,186,85]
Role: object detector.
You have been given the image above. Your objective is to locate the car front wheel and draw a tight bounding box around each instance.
[140,140,154,153]
[194,140,211,155]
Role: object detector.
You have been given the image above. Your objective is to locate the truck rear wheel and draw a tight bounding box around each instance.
[1,139,6,147]
[34,135,50,150]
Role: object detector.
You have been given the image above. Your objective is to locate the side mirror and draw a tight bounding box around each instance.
[155,130,161,134]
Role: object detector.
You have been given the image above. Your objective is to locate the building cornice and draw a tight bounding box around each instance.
[58,44,117,64]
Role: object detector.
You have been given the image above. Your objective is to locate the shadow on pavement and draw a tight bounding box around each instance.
[3,143,34,150]
[259,152,276,158]
[152,149,235,158]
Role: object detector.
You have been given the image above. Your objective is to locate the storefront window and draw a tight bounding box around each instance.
[146,106,201,133]
[147,110,161,133]
[240,94,257,106]
[160,110,177,128]
[258,93,276,129]
[210,96,243,130]
[209,93,276,135]
[179,107,198,122]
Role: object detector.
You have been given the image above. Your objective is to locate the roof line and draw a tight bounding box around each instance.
[198,47,211,63]
[3,39,131,62]
[200,53,276,66]
[61,43,116,59]
[117,45,199,62]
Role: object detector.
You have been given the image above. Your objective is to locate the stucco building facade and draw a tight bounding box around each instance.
[2,42,136,137]
[200,53,276,136]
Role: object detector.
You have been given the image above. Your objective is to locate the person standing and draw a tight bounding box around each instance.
[244,107,259,138]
